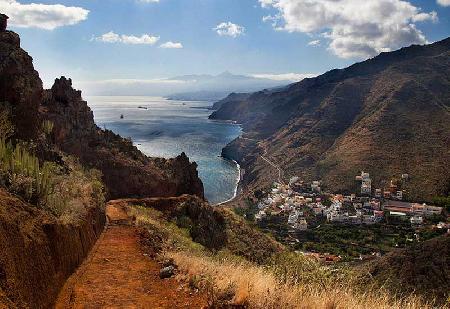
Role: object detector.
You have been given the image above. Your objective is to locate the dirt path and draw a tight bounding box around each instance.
[55,203,207,309]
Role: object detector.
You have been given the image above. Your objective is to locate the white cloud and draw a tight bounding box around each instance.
[159,41,183,49]
[214,22,245,38]
[260,0,438,59]
[252,73,317,81]
[84,78,188,85]
[0,0,89,30]
[437,0,450,6]
[308,40,321,46]
[138,0,160,3]
[92,31,160,45]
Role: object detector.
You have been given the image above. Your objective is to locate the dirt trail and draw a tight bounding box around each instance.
[55,202,206,309]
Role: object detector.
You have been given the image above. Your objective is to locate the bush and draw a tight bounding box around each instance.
[0,139,105,221]
[0,139,55,204]
[41,120,54,137]
[0,102,14,139]
[46,157,105,221]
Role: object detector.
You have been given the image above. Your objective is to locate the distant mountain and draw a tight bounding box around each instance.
[166,72,298,101]
[80,71,301,98]
[166,90,232,102]
[211,38,450,201]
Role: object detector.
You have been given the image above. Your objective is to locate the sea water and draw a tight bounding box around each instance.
[87,96,241,205]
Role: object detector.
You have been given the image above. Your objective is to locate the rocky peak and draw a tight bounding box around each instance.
[43,76,96,142]
[0,15,19,48]
[0,29,41,139]
[0,14,8,32]
[51,76,83,105]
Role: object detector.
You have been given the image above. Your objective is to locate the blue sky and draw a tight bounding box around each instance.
[1,0,449,92]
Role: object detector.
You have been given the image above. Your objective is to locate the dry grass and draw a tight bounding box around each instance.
[127,204,435,309]
[47,156,105,223]
[168,251,431,309]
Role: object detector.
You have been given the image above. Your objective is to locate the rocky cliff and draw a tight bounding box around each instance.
[0,26,204,308]
[0,30,42,140]
[0,189,105,308]
[211,38,450,201]
[1,27,204,201]
[42,77,204,200]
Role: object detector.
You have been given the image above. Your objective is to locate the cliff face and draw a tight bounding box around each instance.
[0,189,105,308]
[0,27,204,308]
[41,77,204,200]
[212,38,450,201]
[0,27,204,201]
[0,30,42,140]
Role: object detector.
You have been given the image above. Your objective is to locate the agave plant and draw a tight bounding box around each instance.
[0,138,55,204]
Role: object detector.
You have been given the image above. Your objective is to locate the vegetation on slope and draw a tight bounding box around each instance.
[126,202,438,309]
[365,234,450,304]
[0,138,105,221]
[211,38,450,201]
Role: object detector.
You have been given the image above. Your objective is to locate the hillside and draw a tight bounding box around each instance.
[0,17,448,309]
[211,38,450,201]
[366,234,449,303]
[0,25,204,308]
[0,29,203,200]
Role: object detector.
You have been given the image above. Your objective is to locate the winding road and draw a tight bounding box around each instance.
[259,145,285,184]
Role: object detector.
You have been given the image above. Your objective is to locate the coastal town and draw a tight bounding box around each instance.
[250,171,449,261]
[255,171,448,230]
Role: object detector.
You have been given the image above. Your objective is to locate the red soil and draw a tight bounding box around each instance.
[55,203,207,309]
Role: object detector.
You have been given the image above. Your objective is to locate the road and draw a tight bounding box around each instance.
[259,146,285,184]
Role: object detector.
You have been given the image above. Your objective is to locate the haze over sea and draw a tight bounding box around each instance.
[88,96,241,205]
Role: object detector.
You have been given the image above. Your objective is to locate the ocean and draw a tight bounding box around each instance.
[87,96,242,205]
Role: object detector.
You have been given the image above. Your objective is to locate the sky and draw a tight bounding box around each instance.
[1,0,449,94]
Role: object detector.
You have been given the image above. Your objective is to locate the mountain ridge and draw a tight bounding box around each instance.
[211,37,450,201]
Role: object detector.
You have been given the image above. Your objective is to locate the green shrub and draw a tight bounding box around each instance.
[41,120,54,136]
[0,139,55,203]
[0,140,105,220]
[46,157,105,221]
[0,102,14,139]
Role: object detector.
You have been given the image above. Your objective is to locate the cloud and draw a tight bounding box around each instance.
[251,73,317,81]
[437,0,450,6]
[214,22,245,38]
[92,31,160,45]
[308,40,321,46]
[138,0,160,3]
[84,78,188,86]
[159,41,183,49]
[259,0,438,59]
[0,0,89,30]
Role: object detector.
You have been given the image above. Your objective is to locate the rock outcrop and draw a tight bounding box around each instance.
[0,28,204,308]
[0,189,105,308]
[115,195,284,263]
[0,29,42,140]
[42,77,204,200]
[0,14,8,32]
[0,27,204,201]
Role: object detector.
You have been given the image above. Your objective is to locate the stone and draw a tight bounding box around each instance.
[159,266,175,279]
[162,258,176,268]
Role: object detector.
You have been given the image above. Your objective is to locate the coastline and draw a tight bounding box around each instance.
[214,158,242,206]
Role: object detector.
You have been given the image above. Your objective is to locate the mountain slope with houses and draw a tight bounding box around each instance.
[211,38,450,201]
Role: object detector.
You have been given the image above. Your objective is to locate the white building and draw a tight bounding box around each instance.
[410,216,423,225]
